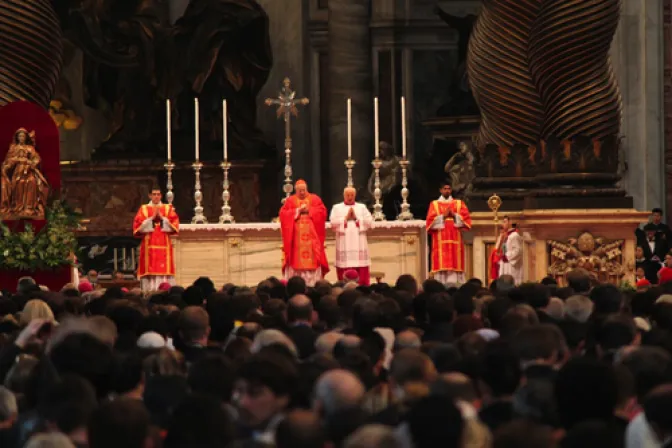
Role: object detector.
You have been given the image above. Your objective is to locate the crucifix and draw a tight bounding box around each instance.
[265,77,310,203]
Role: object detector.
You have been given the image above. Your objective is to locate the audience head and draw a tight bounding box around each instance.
[313,369,365,417]
[88,398,151,448]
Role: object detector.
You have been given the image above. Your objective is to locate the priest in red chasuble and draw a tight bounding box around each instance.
[133,187,180,291]
[279,179,329,286]
[426,181,472,285]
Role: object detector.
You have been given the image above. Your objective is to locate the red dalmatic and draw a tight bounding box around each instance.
[426,199,472,274]
[133,204,180,278]
[279,194,329,275]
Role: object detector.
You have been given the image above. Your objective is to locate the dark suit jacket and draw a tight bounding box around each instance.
[422,322,454,343]
[286,324,317,359]
[638,234,668,262]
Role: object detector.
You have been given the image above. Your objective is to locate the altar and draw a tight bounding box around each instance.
[173,220,427,287]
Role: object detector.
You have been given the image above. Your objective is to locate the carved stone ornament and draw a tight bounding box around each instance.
[547,232,625,283]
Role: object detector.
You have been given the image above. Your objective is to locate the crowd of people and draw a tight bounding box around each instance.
[0,268,671,448]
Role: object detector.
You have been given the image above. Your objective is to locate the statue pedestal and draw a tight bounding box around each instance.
[466,209,648,286]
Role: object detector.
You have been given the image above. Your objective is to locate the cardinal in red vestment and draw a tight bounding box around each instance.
[133,188,180,291]
[279,179,329,286]
[426,182,472,285]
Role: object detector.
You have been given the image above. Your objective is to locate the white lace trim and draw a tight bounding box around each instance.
[178,220,426,232]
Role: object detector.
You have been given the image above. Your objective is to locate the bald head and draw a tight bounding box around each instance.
[344,425,401,448]
[315,332,344,355]
[313,369,365,416]
[343,187,356,204]
[394,330,421,353]
[288,294,314,323]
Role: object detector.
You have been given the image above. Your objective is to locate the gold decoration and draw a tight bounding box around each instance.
[547,232,625,283]
[1,128,50,220]
[405,235,417,246]
[228,237,241,248]
[49,100,83,131]
[487,193,502,238]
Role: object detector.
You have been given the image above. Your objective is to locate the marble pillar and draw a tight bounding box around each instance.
[611,0,665,212]
[328,0,373,205]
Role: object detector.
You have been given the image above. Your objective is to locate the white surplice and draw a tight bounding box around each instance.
[329,202,373,268]
[496,229,523,285]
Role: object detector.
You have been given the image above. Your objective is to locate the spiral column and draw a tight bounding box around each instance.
[0,0,64,109]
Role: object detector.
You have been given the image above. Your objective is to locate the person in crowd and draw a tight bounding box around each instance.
[330,187,374,285]
[4,265,672,448]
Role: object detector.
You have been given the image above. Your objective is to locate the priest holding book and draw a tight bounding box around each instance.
[133,187,180,291]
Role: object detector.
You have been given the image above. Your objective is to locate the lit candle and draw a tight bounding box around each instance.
[223,99,228,160]
[194,98,200,161]
[401,96,407,158]
[166,99,172,161]
[374,97,379,158]
[347,98,352,159]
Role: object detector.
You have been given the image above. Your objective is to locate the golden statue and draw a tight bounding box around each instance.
[0,128,50,219]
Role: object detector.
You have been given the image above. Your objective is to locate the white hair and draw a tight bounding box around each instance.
[25,433,76,448]
[315,332,344,354]
[546,297,565,320]
[313,369,365,416]
[251,329,298,357]
[565,295,593,323]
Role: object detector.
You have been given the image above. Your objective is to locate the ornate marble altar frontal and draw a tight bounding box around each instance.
[465,209,649,286]
[173,221,427,287]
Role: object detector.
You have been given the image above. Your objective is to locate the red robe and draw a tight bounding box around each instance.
[426,199,472,274]
[133,203,180,278]
[279,193,329,274]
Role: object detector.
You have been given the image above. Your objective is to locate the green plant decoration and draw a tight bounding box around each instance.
[0,201,80,271]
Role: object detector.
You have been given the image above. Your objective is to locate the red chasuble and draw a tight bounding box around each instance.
[133,204,180,278]
[426,199,472,274]
[279,194,329,274]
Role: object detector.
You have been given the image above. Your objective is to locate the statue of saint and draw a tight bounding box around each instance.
[368,142,400,200]
[0,128,50,219]
[444,141,475,197]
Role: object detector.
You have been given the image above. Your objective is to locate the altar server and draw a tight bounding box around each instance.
[279,179,330,286]
[133,187,180,291]
[490,216,524,285]
[330,187,374,285]
[426,181,472,284]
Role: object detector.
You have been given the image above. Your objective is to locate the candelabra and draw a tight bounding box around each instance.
[282,146,293,203]
[397,158,413,220]
[371,158,385,221]
[164,160,175,204]
[191,161,208,224]
[219,161,234,223]
[344,158,356,187]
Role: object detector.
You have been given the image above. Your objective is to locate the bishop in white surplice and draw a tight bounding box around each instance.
[329,187,374,285]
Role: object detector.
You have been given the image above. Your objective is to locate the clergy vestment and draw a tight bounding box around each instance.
[330,201,374,285]
[426,196,472,284]
[279,193,329,286]
[490,229,523,285]
[133,202,180,291]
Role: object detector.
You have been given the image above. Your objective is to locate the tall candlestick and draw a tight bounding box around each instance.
[401,96,407,158]
[194,98,200,161]
[347,98,352,158]
[166,99,172,161]
[374,97,379,158]
[223,99,228,160]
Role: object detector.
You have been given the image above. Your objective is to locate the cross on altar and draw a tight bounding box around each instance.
[265,77,309,202]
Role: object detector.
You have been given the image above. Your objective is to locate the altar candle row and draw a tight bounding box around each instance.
[166,96,407,162]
